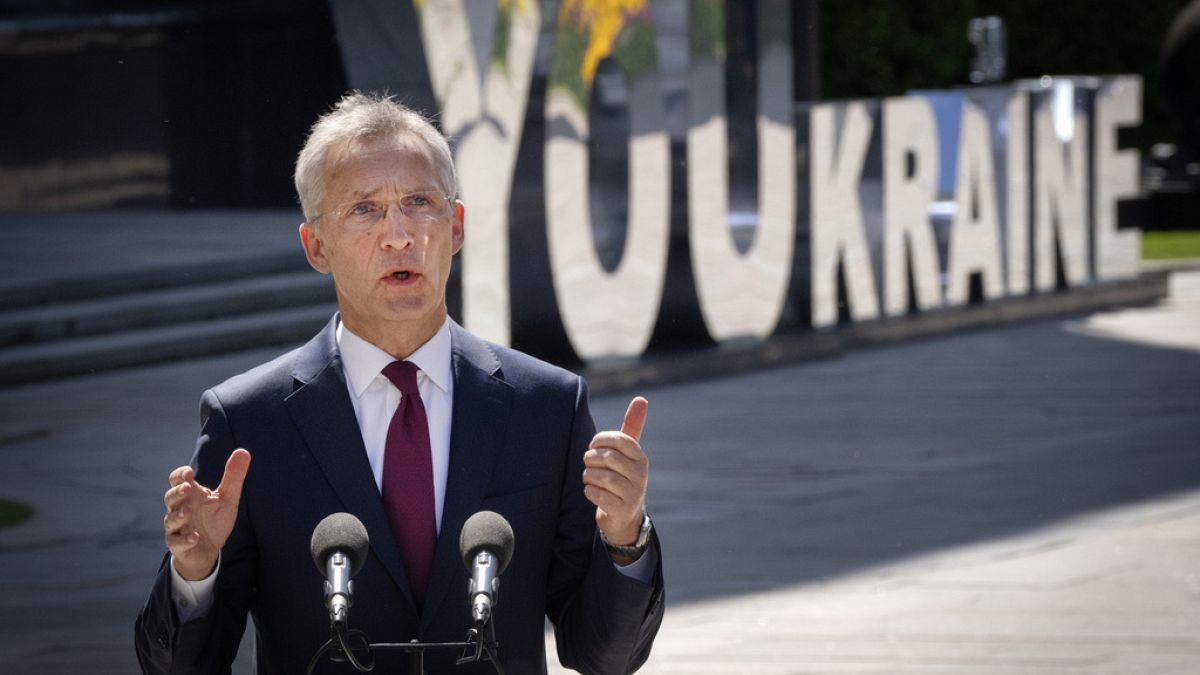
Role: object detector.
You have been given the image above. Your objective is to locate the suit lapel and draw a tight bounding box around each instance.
[420,323,513,633]
[283,318,418,612]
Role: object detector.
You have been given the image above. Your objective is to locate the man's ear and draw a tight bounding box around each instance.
[299,223,331,274]
[451,201,465,255]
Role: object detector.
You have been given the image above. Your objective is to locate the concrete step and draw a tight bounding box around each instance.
[0,250,308,311]
[0,303,337,386]
[0,270,334,348]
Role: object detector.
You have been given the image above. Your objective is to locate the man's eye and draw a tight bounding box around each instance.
[348,203,375,216]
[406,194,431,208]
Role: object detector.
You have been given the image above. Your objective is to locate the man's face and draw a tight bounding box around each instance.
[299,135,464,352]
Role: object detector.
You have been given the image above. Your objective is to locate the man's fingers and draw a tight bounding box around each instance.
[583,483,630,511]
[619,396,648,442]
[164,481,193,509]
[166,529,200,553]
[587,397,649,461]
[583,446,637,473]
[583,466,635,496]
[168,465,192,487]
[164,506,200,556]
[216,448,251,499]
[163,506,191,535]
[583,463,645,519]
[589,432,649,466]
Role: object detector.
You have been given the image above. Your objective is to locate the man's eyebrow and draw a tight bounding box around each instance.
[343,185,441,201]
[346,188,379,201]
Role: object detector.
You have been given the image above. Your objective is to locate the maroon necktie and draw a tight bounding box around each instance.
[380,361,436,608]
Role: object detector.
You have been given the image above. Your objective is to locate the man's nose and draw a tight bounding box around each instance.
[380,203,416,247]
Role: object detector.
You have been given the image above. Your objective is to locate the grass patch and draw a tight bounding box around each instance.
[1143,231,1200,260]
[0,498,33,528]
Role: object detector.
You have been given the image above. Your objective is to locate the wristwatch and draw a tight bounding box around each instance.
[599,512,653,558]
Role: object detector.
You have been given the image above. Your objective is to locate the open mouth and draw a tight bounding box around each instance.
[393,271,410,280]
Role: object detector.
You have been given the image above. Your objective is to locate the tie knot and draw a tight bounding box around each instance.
[382,361,421,396]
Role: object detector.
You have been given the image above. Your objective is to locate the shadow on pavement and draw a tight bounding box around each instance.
[627,318,1200,605]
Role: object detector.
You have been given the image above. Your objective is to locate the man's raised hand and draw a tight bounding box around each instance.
[583,397,649,556]
[163,448,251,581]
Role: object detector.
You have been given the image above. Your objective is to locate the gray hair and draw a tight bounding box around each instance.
[294,91,457,223]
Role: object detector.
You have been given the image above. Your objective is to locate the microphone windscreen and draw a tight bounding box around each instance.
[310,512,370,576]
[459,510,514,574]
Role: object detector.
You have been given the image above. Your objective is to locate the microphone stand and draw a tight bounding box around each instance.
[305,619,505,675]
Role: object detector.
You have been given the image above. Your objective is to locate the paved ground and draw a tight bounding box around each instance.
[580,271,1200,675]
[0,270,1197,674]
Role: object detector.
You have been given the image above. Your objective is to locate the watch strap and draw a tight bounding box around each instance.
[599,512,653,557]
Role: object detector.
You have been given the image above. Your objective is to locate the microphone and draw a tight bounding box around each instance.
[458,511,514,627]
[310,513,370,627]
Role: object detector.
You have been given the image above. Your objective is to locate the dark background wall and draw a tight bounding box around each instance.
[0,0,346,211]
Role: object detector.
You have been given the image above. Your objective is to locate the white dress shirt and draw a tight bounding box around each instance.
[337,318,453,532]
[171,317,653,623]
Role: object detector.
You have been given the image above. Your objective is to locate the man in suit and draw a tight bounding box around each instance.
[135,92,664,674]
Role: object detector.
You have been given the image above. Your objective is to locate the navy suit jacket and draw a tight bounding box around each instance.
[135,318,664,674]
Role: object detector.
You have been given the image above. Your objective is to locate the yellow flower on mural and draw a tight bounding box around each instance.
[559,0,647,86]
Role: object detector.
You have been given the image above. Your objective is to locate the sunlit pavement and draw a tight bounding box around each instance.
[0,274,1196,674]
[600,488,1200,674]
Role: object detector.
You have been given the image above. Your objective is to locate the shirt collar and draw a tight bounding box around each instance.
[336,317,453,398]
